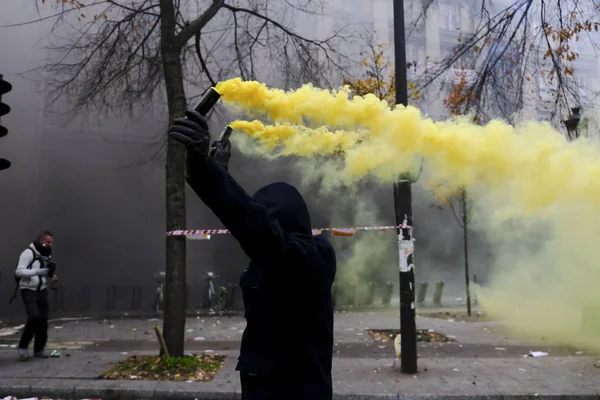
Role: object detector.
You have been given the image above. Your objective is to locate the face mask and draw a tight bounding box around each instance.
[34,241,52,257]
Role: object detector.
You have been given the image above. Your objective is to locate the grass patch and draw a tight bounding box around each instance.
[368,329,455,343]
[100,354,225,382]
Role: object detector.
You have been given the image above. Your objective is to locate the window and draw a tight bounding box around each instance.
[575,74,590,103]
[345,0,373,26]
[439,2,460,30]
[537,109,552,122]
[538,77,551,100]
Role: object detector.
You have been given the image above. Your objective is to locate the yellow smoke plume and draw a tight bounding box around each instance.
[215,77,600,351]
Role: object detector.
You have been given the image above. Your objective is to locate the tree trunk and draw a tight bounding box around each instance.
[461,192,472,317]
[159,0,188,357]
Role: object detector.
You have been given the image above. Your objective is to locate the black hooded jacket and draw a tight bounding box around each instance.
[186,156,336,399]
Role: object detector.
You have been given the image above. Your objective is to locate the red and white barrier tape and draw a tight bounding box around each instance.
[167,224,411,239]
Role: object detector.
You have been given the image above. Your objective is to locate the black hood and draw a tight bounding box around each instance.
[252,182,312,235]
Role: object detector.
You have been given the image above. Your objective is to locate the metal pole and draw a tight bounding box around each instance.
[393,0,417,374]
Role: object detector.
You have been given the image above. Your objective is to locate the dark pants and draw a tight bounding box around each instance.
[241,371,330,400]
[18,289,49,353]
[241,372,286,400]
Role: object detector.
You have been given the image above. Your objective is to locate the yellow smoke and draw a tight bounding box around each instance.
[230,120,367,157]
[215,77,600,350]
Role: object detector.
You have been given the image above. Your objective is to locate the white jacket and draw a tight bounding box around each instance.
[15,243,49,291]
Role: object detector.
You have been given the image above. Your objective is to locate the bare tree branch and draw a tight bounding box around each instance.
[194,31,216,86]
[176,0,225,48]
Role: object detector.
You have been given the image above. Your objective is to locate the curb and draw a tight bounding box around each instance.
[0,379,599,400]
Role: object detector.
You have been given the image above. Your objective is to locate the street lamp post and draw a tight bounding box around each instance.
[393,0,418,374]
[563,107,581,142]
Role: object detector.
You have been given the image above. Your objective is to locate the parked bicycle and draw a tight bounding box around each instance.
[153,271,166,314]
[202,272,227,313]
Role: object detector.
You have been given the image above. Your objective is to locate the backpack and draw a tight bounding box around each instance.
[9,248,38,304]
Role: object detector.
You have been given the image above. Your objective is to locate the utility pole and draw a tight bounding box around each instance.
[393,0,417,374]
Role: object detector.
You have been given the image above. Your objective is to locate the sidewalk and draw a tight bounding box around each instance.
[0,311,598,399]
[0,350,598,399]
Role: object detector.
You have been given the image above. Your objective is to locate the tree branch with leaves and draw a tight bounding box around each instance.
[413,0,600,123]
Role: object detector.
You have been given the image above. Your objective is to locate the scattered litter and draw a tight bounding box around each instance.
[448,319,455,322]
[53,326,63,329]
[495,347,506,351]
[519,368,527,372]
[110,325,115,329]
[529,351,548,358]
[428,329,434,332]
[186,329,194,333]
[132,328,137,332]
[575,351,584,355]
[50,350,62,358]
[216,320,221,324]
[130,375,138,379]
[186,380,193,383]
[453,368,460,372]
[378,345,386,349]
[186,336,205,342]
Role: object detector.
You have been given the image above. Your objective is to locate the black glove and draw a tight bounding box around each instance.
[46,260,57,278]
[210,140,231,171]
[168,110,211,158]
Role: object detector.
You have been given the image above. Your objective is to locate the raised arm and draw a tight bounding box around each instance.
[169,111,322,267]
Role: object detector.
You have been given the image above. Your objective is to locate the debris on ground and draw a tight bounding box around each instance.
[529,351,548,357]
[100,354,225,382]
[418,310,491,322]
[368,329,455,343]
[186,336,206,342]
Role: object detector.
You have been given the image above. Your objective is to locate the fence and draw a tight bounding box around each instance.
[36,280,449,316]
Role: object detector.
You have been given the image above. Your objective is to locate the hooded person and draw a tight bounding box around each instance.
[169,111,337,400]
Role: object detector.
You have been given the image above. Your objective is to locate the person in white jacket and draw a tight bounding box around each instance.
[15,231,57,360]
